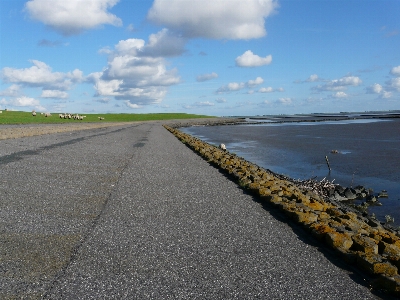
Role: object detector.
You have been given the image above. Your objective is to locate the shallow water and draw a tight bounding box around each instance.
[182,118,400,226]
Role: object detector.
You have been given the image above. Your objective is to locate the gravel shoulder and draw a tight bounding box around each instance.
[0,122,378,299]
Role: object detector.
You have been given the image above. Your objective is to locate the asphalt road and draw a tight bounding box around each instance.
[0,122,378,299]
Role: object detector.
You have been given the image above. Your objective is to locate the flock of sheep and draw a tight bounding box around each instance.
[0,110,106,121]
[31,110,53,117]
[31,110,104,120]
[32,110,85,119]
[58,113,86,120]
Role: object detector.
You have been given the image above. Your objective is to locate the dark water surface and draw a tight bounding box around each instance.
[182,118,400,226]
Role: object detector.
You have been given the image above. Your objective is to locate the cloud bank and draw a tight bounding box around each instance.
[147,0,278,40]
[216,77,265,93]
[312,76,362,92]
[88,30,182,106]
[1,60,84,99]
[25,0,122,36]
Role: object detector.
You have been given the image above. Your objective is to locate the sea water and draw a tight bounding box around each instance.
[182,118,400,226]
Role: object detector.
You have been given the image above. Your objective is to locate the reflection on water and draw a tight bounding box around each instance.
[248,118,390,126]
[182,118,400,226]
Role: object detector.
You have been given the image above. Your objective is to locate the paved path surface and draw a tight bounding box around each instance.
[0,122,378,299]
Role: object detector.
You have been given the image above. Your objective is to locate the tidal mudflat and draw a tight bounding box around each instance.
[182,117,400,226]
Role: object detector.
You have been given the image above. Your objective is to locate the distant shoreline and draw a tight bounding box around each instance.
[236,111,400,125]
[168,111,400,128]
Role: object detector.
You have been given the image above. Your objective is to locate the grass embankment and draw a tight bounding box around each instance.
[0,110,213,124]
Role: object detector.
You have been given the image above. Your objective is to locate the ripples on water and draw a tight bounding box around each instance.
[182,118,400,226]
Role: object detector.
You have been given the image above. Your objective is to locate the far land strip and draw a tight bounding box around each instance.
[0,116,399,298]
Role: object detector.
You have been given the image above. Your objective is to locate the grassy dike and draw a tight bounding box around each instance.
[0,111,214,140]
[164,124,400,296]
[0,110,212,124]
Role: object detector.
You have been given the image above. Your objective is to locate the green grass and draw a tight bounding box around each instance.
[0,111,214,124]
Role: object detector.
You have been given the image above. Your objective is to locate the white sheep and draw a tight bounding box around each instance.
[219,143,227,151]
[32,111,37,116]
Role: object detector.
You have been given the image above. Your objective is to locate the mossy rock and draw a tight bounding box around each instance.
[357,253,398,276]
[325,231,354,251]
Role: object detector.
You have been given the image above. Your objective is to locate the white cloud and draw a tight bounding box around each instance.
[390,66,400,76]
[196,72,218,82]
[216,77,265,93]
[0,84,21,97]
[259,87,273,93]
[1,60,84,91]
[182,101,216,109]
[294,74,322,84]
[215,98,226,103]
[366,83,393,99]
[382,91,392,99]
[367,82,400,99]
[114,39,145,56]
[98,46,113,55]
[227,82,245,91]
[40,90,68,99]
[25,0,122,36]
[277,98,292,105]
[386,66,400,92]
[216,82,245,93]
[307,74,319,82]
[147,0,278,40]
[367,83,383,94]
[247,77,264,87]
[10,96,40,107]
[235,51,272,67]
[332,91,347,98]
[386,77,400,91]
[124,101,141,109]
[258,86,283,93]
[89,32,181,106]
[195,101,215,106]
[108,29,187,58]
[144,29,186,57]
[337,76,362,86]
[313,76,362,92]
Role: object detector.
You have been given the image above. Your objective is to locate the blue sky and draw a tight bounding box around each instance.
[0,0,399,116]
